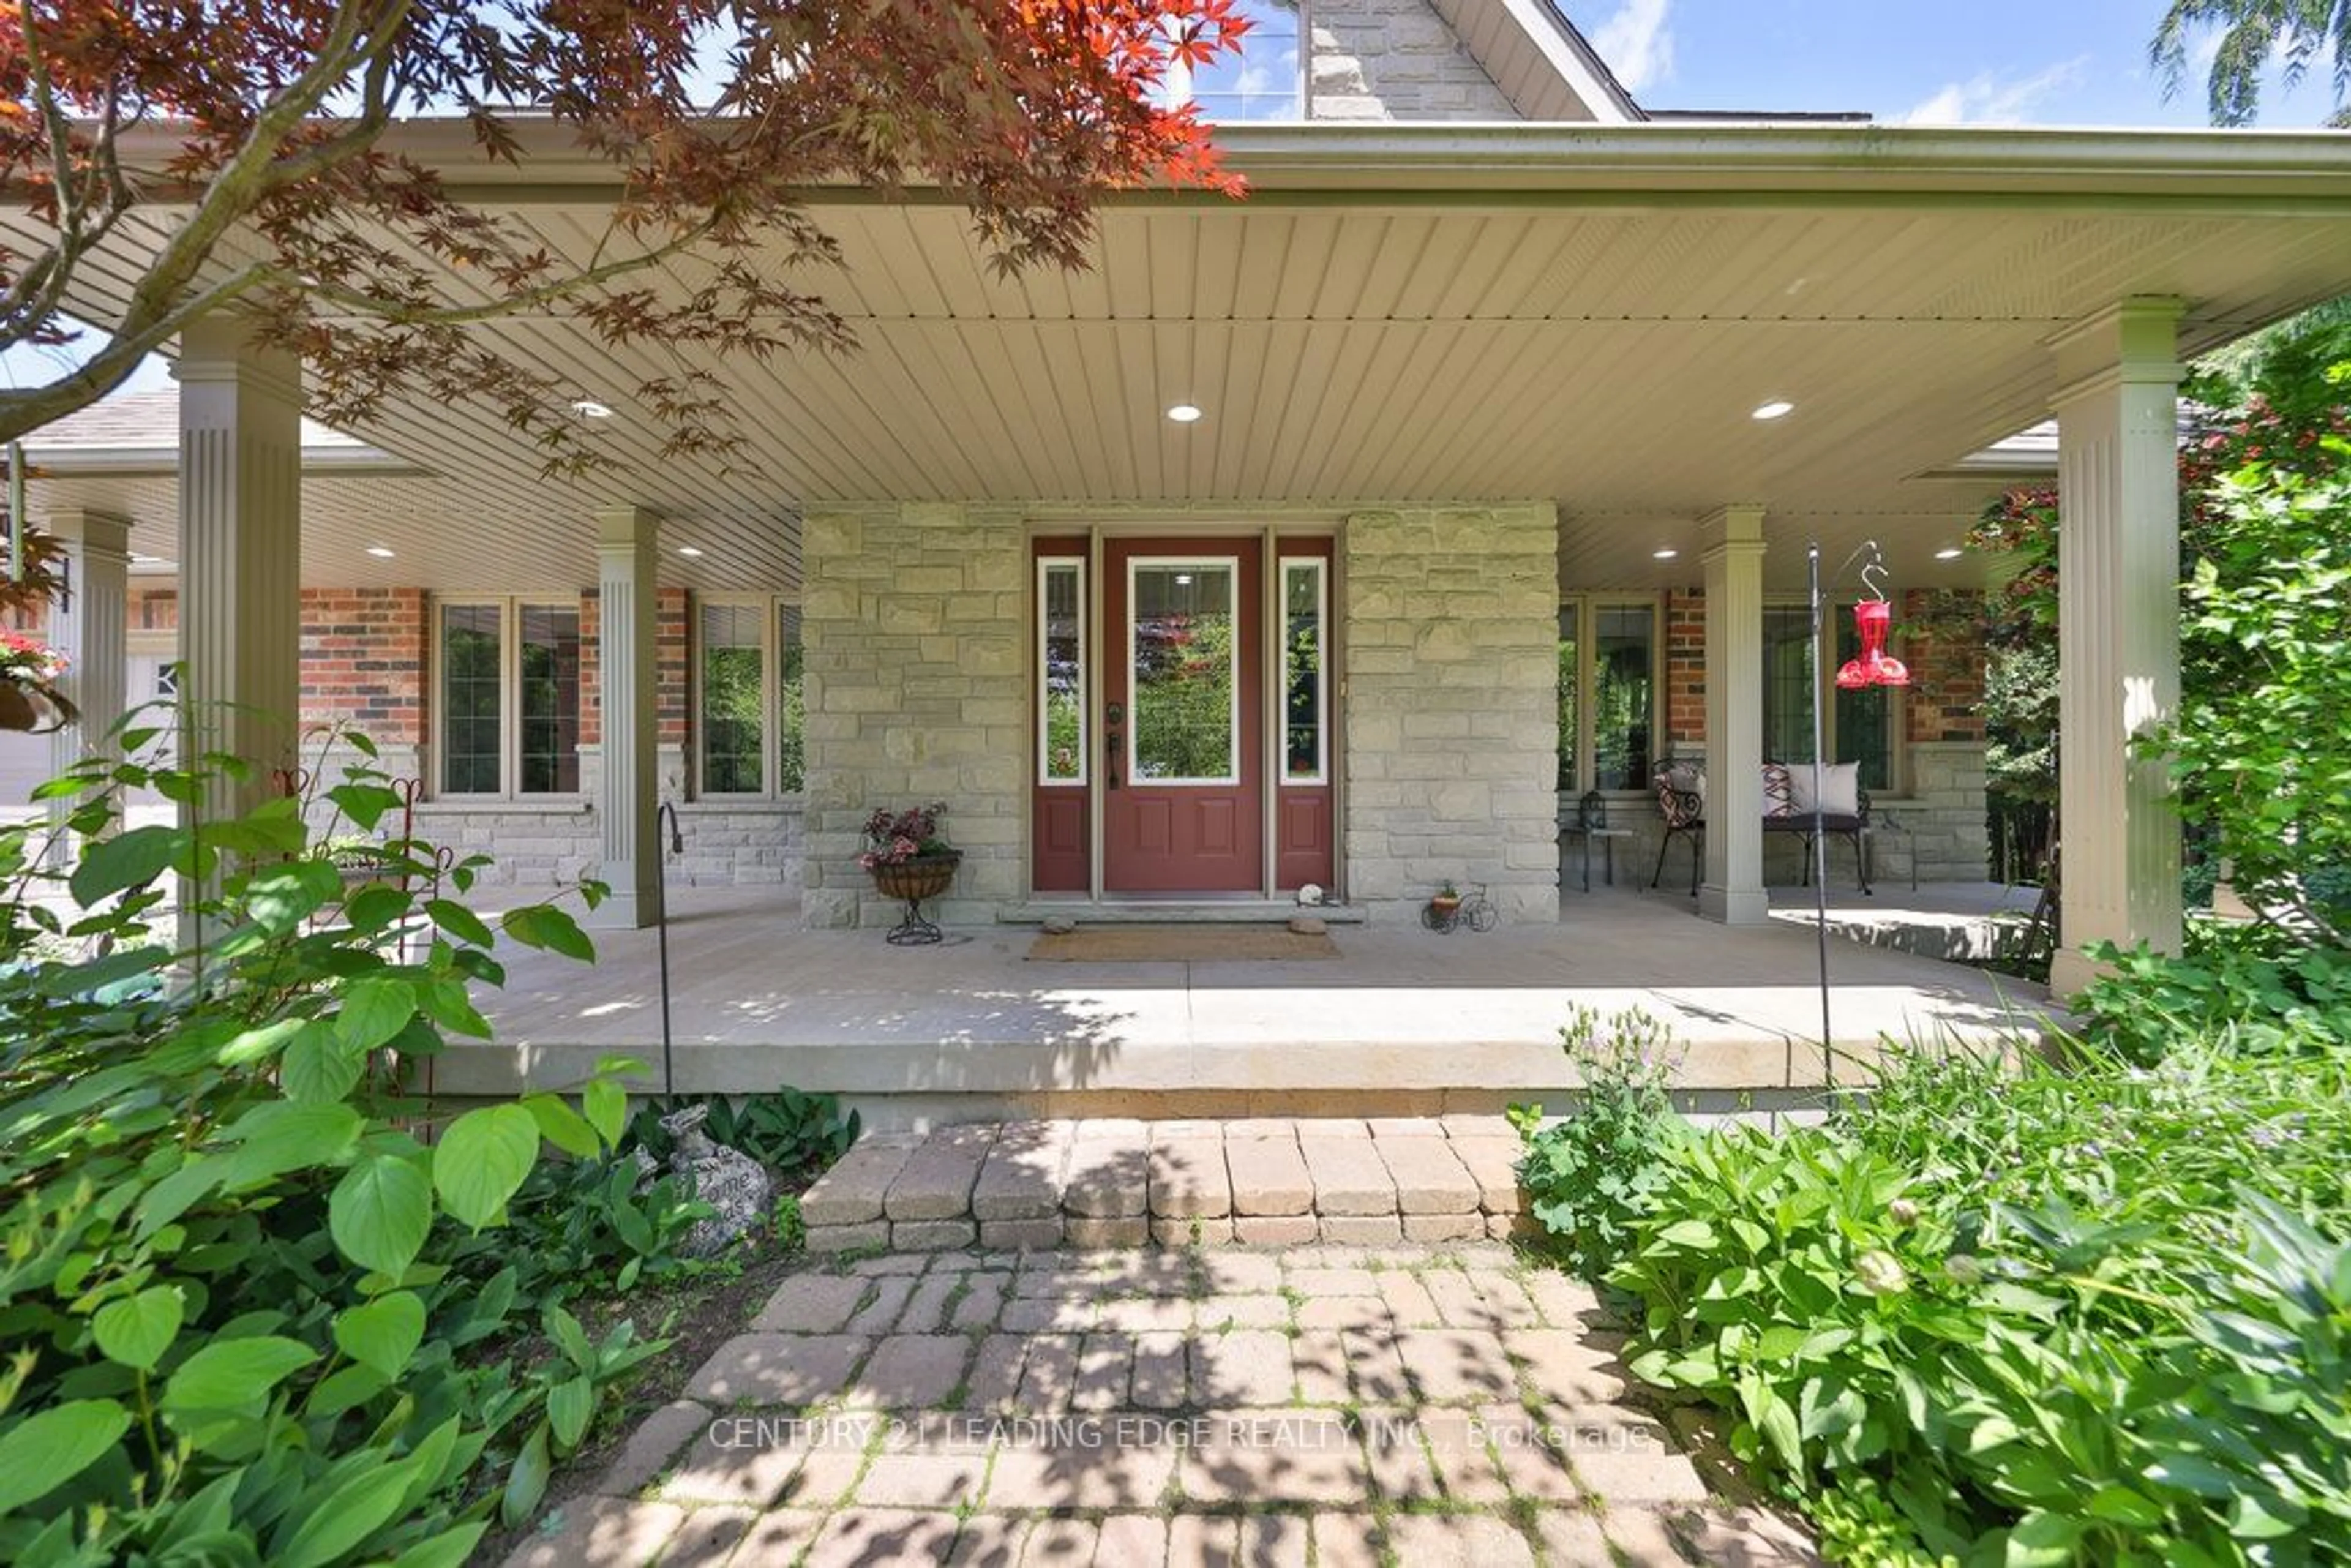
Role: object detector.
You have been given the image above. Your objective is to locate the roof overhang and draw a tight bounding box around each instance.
[10,121,2351,593]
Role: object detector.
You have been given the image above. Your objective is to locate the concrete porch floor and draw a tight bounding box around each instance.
[444,882,2055,1122]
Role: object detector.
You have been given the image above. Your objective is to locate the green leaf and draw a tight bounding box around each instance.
[330,1155,435,1275]
[343,883,412,934]
[1655,1219,1719,1249]
[281,1021,367,1105]
[0,1400,132,1515]
[2003,1510,2086,1566]
[69,823,181,905]
[434,1105,541,1228]
[582,1078,626,1150]
[338,977,417,1052]
[386,1523,490,1568]
[92,1285,186,1373]
[547,1376,594,1450]
[2084,1485,2167,1528]
[275,1455,424,1568]
[221,1101,365,1190]
[545,1304,593,1369]
[333,1292,426,1380]
[416,978,492,1040]
[504,903,594,962]
[501,1422,553,1527]
[424,898,497,949]
[162,1337,318,1416]
[522,1093,600,1158]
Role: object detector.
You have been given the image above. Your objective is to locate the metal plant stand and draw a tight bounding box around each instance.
[872,854,960,946]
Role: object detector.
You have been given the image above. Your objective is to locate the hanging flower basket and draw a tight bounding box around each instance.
[0,631,73,733]
[0,677,73,733]
[869,852,961,904]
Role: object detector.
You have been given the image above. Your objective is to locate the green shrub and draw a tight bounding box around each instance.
[1510,1006,1686,1284]
[1607,1033,2351,1564]
[628,1086,860,1185]
[0,732,679,1563]
[2072,930,2351,1063]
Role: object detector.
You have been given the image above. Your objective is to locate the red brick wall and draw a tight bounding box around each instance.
[578,586,689,749]
[300,588,426,746]
[1664,587,1706,745]
[1902,588,1989,744]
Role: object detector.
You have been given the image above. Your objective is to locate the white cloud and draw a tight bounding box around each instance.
[1592,0,1674,94]
[1897,57,2092,126]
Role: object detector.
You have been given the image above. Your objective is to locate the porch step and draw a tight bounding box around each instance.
[997,901,1367,926]
[798,1117,1531,1253]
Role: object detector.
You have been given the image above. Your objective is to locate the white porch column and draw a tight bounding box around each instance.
[44,509,132,775]
[589,505,661,929]
[1699,504,1769,925]
[2049,298,2186,994]
[176,314,302,816]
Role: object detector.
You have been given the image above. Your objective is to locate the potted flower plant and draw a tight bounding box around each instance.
[0,628,74,733]
[1428,880,1463,918]
[858,801,960,902]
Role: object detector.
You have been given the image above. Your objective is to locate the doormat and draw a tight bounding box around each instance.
[1026,925,1341,962]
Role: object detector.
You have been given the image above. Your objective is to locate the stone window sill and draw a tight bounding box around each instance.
[412,800,592,816]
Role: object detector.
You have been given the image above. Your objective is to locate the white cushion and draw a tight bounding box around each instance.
[1786,761,1859,818]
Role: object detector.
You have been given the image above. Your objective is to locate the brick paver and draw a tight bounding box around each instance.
[517,1208,1813,1568]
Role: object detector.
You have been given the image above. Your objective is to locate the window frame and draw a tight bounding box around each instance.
[1160,0,1307,122]
[1037,557,1089,788]
[691,591,805,801]
[1125,554,1243,789]
[1556,592,1664,797]
[1280,555,1328,786]
[431,595,585,802]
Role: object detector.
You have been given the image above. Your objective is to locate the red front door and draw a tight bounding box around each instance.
[1102,538,1264,893]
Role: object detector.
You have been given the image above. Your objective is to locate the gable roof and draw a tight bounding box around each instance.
[1430,1,1870,126]
[1429,0,1641,122]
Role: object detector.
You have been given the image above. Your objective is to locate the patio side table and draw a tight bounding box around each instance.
[1561,790,1635,893]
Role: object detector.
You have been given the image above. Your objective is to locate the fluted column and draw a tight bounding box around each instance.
[176,314,302,819]
[44,509,132,776]
[2050,299,2185,994]
[590,505,661,929]
[1700,505,1769,925]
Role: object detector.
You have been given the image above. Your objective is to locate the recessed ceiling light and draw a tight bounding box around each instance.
[1652,548,1679,561]
[1752,400,1796,421]
[1935,546,1965,561]
[571,399,613,419]
[677,546,705,558]
[1166,404,1203,424]
[366,546,396,558]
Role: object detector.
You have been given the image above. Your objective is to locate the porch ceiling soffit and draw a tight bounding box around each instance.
[11,124,2351,591]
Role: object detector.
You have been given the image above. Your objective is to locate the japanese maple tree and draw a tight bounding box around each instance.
[0,0,1251,465]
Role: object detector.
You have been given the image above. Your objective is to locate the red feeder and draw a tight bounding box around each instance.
[1835,598,1910,690]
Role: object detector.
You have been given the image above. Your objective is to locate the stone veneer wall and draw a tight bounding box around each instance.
[800,503,1027,929]
[1343,504,1560,925]
[1310,0,1518,119]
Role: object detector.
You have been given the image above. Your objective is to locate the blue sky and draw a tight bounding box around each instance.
[1580,0,2338,127]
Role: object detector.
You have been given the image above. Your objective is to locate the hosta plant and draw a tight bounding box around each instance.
[0,724,672,1565]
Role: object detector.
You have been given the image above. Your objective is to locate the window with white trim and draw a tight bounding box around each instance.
[1159,0,1303,121]
[436,598,583,798]
[1281,557,1326,783]
[1555,596,1662,794]
[1038,559,1087,785]
[694,595,803,797]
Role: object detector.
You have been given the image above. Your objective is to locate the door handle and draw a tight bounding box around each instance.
[1106,730,1122,790]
